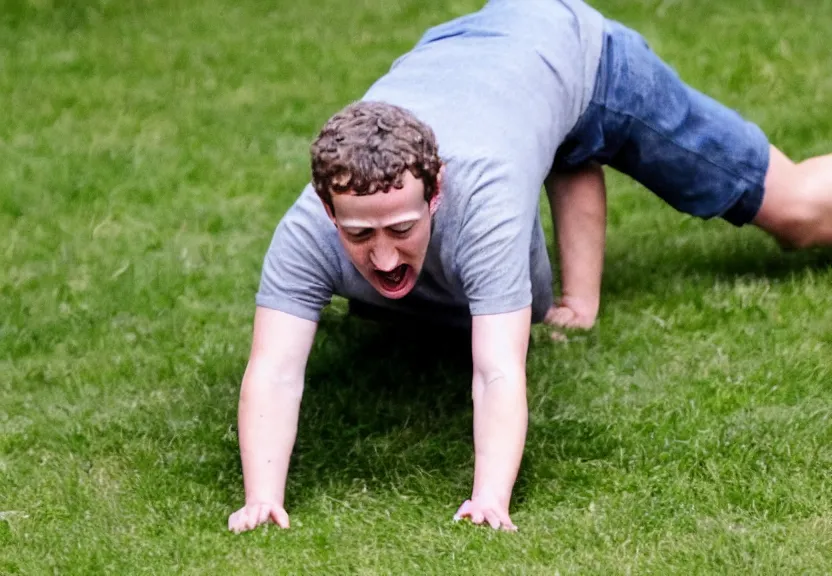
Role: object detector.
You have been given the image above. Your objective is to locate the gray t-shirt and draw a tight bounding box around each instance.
[257,0,605,325]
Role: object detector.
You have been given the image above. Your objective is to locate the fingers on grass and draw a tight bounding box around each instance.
[550,330,568,342]
[271,507,290,529]
[470,509,485,525]
[545,305,595,330]
[484,510,501,530]
[498,512,517,532]
[453,500,472,521]
[455,500,485,525]
[257,505,270,527]
[545,306,576,327]
[234,511,250,533]
[245,509,259,532]
[229,510,247,533]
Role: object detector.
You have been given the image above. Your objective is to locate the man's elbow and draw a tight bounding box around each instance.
[472,365,526,393]
[242,359,305,399]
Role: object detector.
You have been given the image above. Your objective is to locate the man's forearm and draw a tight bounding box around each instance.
[549,162,607,317]
[238,362,303,506]
[471,368,528,508]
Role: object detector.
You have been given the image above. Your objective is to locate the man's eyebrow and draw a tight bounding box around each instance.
[338,212,423,229]
[338,221,374,230]
[381,211,423,226]
[386,219,418,228]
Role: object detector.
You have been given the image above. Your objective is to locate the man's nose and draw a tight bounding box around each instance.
[369,240,398,271]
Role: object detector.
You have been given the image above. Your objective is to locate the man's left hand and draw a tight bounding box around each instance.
[453,495,517,531]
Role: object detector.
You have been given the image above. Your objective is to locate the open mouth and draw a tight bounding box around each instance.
[375,264,410,293]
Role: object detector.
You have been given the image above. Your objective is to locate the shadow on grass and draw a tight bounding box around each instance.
[286,312,475,501]
[602,229,832,301]
[194,309,624,510]
[283,311,625,507]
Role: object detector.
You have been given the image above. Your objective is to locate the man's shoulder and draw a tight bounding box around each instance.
[257,185,344,320]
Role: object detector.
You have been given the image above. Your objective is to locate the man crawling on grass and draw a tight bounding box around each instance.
[229,0,832,533]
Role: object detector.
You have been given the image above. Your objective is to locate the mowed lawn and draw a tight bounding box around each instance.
[2,0,832,573]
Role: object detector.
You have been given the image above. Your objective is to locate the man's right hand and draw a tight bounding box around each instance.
[544,296,598,330]
[228,501,290,533]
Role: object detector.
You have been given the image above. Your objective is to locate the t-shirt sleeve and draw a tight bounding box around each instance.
[255,199,338,323]
[454,169,538,317]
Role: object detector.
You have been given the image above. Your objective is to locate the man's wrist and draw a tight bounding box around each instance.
[559,294,599,315]
[244,490,283,506]
[471,483,511,508]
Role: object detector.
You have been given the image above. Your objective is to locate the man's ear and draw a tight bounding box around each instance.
[429,164,445,216]
[323,199,337,226]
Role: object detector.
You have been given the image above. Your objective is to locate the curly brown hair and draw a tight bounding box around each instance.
[310,101,442,212]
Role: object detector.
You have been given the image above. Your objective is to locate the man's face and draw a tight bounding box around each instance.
[327,170,441,299]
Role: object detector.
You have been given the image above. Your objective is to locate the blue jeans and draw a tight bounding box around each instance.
[555,20,770,226]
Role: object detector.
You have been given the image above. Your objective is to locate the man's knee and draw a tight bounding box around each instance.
[762,193,824,250]
[754,152,827,249]
[773,212,820,250]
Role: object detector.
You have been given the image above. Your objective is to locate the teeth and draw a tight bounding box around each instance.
[381,266,405,284]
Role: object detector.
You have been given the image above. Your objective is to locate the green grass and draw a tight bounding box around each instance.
[2,0,832,573]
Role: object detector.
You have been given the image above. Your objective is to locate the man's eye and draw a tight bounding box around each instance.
[389,223,415,235]
[346,229,372,240]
